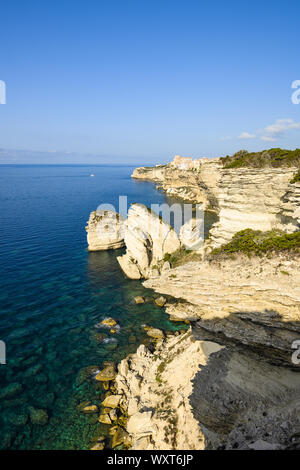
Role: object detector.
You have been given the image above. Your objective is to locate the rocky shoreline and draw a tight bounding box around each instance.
[85,151,300,450]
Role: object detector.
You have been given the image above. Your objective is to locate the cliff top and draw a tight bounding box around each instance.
[221,148,300,169]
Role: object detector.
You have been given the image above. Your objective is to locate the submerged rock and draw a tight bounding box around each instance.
[0,383,23,400]
[134,296,145,304]
[29,407,49,425]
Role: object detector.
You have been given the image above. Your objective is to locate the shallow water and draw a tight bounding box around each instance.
[0,165,216,449]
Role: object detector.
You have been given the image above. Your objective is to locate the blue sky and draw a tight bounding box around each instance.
[0,0,300,164]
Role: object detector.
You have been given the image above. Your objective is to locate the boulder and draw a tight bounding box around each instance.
[95,363,117,382]
[101,395,122,408]
[90,441,105,450]
[109,409,118,421]
[111,427,131,448]
[99,413,112,425]
[86,210,125,251]
[82,404,98,413]
[100,317,117,328]
[134,296,145,304]
[146,328,164,340]
[154,296,166,307]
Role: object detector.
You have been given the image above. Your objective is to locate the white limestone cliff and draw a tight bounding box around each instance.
[117,204,180,279]
[86,210,125,251]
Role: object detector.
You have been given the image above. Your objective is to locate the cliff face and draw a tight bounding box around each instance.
[132,157,300,250]
[110,157,300,450]
[132,160,221,209]
[117,203,180,279]
[208,168,299,248]
[115,331,222,450]
[114,328,300,450]
[144,254,300,367]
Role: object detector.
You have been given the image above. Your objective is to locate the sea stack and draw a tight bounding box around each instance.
[86,210,125,251]
[117,203,180,279]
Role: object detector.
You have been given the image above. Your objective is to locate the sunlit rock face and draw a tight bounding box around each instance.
[86,210,125,251]
[207,168,299,249]
[117,204,180,279]
[179,217,204,251]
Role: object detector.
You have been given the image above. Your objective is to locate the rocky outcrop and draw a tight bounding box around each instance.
[132,157,300,251]
[179,217,204,251]
[132,157,221,209]
[280,182,300,232]
[86,210,125,251]
[114,327,300,450]
[207,168,299,249]
[144,253,300,367]
[115,330,222,450]
[117,204,180,279]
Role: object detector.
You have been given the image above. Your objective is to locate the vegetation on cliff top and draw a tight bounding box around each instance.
[210,229,300,257]
[163,248,202,268]
[221,148,300,169]
[290,170,300,184]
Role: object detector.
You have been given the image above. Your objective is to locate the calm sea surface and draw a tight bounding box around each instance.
[0,165,216,449]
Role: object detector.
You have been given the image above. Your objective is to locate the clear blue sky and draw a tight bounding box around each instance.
[0,0,300,164]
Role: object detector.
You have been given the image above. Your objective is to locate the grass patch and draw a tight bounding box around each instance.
[210,229,300,258]
[290,170,300,184]
[221,148,300,169]
[163,248,202,268]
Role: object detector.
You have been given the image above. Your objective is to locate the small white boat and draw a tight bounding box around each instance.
[90,174,95,177]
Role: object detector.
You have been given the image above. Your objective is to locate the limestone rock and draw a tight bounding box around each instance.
[86,210,125,251]
[131,157,221,208]
[134,296,145,304]
[144,253,300,366]
[99,413,111,425]
[207,167,298,250]
[90,442,105,450]
[111,427,131,448]
[82,404,98,413]
[109,409,118,421]
[154,296,166,307]
[180,217,204,251]
[101,395,122,408]
[117,204,180,279]
[100,317,117,328]
[95,363,117,382]
[114,331,211,449]
[146,328,164,340]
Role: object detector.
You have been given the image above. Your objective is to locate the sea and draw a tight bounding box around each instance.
[0,164,217,449]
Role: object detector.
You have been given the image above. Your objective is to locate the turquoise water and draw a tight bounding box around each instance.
[0,165,215,449]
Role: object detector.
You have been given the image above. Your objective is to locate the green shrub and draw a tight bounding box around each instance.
[221,148,300,169]
[210,228,300,257]
[164,248,202,268]
[290,170,300,184]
